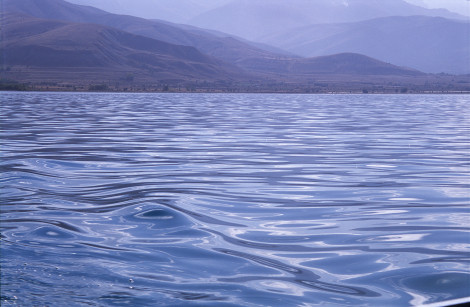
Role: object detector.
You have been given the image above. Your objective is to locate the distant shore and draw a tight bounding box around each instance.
[1,85,469,95]
[2,80,469,95]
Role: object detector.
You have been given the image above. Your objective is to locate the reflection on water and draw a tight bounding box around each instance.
[1,92,469,306]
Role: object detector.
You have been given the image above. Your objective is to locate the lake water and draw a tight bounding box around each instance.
[1,92,469,306]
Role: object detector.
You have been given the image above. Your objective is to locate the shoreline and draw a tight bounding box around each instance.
[2,88,469,95]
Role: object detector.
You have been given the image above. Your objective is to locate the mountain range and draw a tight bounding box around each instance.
[261,16,470,74]
[65,0,467,30]
[1,0,469,92]
[1,12,245,84]
[188,0,465,41]
[2,0,293,73]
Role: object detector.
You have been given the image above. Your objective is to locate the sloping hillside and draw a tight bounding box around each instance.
[241,53,423,76]
[3,0,294,73]
[261,16,470,74]
[4,0,456,92]
[0,13,246,84]
[4,0,440,76]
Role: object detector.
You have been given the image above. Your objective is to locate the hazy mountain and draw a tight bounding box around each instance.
[0,12,245,83]
[405,0,470,16]
[261,16,470,74]
[241,52,423,76]
[2,0,432,92]
[189,0,466,41]
[1,12,422,92]
[65,0,470,22]
[2,0,109,23]
[64,0,230,23]
[3,0,296,73]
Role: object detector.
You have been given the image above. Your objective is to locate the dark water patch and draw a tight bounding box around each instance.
[2,218,83,233]
[80,242,132,252]
[411,257,470,264]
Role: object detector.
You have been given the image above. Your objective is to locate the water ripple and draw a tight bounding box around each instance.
[1,92,469,306]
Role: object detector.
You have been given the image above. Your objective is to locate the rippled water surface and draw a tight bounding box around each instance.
[1,92,469,306]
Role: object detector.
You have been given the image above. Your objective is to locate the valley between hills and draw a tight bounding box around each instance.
[1,0,469,93]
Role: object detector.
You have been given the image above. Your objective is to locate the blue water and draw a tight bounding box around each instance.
[1,92,469,306]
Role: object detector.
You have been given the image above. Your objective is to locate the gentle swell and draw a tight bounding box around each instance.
[1,92,469,306]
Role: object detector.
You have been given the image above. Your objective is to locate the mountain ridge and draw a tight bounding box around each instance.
[1,12,247,84]
[188,0,466,41]
[260,15,470,74]
[3,0,295,73]
[2,0,468,93]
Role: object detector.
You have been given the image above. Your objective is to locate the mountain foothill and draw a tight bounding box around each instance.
[1,0,469,92]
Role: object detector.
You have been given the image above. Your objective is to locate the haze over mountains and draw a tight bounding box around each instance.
[2,0,293,73]
[185,0,469,74]
[188,0,466,41]
[1,0,469,92]
[65,0,470,24]
[2,0,423,75]
[65,0,231,23]
[26,0,470,75]
[2,12,245,84]
[261,15,470,74]
[406,0,470,15]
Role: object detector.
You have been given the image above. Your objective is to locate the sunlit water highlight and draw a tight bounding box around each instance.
[1,92,469,306]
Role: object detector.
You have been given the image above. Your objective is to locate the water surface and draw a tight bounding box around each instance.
[1,92,469,306]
